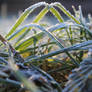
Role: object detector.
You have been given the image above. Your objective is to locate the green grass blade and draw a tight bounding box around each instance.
[14,7,49,45]
[15,28,30,45]
[15,32,43,50]
[52,2,80,24]
[5,2,47,38]
[33,6,49,23]
[7,27,28,41]
[50,6,64,22]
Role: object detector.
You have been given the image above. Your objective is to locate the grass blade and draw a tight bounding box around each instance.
[5,2,47,38]
[50,6,64,22]
[52,2,80,24]
[15,7,49,45]
[15,23,67,50]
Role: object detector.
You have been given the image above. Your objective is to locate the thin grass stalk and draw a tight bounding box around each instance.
[50,6,64,22]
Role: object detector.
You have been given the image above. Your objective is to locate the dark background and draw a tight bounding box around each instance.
[0,0,91,16]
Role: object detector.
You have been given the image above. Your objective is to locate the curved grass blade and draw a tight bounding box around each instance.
[52,2,80,24]
[14,23,67,50]
[15,24,64,48]
[33,6,49,23]
[5,2,47,38]
[50,6,64,22]
[15,7,49,45]
[8,23,66,50]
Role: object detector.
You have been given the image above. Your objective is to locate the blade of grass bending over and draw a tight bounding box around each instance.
[50,6,63,22]
[6,2,64,43]
[18,24,64,48]
[11,24,87,49]
[8,5,63,44]
[24,40,92,65]
[33,6,49,23]
[9,22,66,42]
[52,2,80,24]
[9,22,92,51]
[7,22,92,44]
[15,7,49,46]
[8,23,67,49]
[5,2,47,38]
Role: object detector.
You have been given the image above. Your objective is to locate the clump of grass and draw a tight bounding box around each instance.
[0,2,92,92]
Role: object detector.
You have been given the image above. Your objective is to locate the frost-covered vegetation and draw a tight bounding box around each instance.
[0,2,92,92]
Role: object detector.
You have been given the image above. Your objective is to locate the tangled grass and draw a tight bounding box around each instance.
[0,2,92,92]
